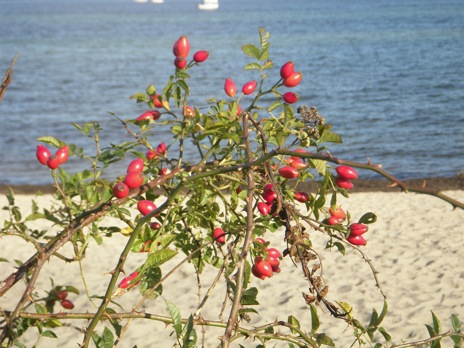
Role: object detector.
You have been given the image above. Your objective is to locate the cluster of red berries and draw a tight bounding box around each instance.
[36,144,69,170]
[334,165,358,189]
[280,61,302,104]
[326,206,347,226]
[135,36,208,123]
[251,238,282,280]
[55,290,74,310]
[347,223,369,246]
[118,271,140,289]
[277,148,309,181]
[112,158,145,198]
[173,35,209,69]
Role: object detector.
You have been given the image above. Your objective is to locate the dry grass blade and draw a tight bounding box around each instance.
[0,55,19,104]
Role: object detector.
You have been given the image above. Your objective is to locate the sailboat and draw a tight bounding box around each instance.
[198,0,218,10]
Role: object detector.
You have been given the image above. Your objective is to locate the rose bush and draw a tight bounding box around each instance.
[0,28,463,348]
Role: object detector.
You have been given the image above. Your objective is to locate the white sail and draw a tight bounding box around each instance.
[198,0,218,11]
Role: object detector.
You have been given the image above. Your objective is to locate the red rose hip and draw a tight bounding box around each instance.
[137,200,157,216]
[283,71,302,87]
[113,182,129,199]
[127,158,144,173]
[349,223,368,236]
[224,78,237,97]
[36,145,51,165]
[56,145,69,164]
[193,50,209,63]
[336,165,358,181]
[335,177,354,189]
[279,166,299,179]
[242,80,257,95]
[213,227,226,244]
[282,91,300,104]
[280,61,295,79]
[61,299,74,309]
[124,171,144,189]
[46,155,60,170]
[257,202,270,216]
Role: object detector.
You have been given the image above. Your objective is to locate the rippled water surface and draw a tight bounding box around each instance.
[1,0,463,185]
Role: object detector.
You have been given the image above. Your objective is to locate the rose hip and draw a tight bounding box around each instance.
[36,145,51,165]
[224,78,237,97]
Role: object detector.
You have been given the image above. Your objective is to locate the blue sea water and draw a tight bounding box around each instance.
[0,0,463,185]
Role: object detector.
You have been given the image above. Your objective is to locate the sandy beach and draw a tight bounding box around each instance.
[0,187,463,347]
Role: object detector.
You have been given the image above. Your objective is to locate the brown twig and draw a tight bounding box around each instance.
[222,112,256,347]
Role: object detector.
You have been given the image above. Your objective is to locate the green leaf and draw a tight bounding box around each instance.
[41,330,57,338]
[378,327,391,342]
[431,311,441,333]
[333,242,346,255]
[146,249,178,268]
[318,130,342,144]
[165,299,182,336]
[241,287,259,306]
[241,44,261,59]
[359,212,377,224]
[310,304,320,332]
[244,62,261,71]
[35,303,47,315]
[25,213,46,221]
[181,315,197,348]
[377,301,388,326]
[129,92,148,103]
[102,327,114,348]
[451,314,462,332]
[37,136,66,148]
[268,101,281,112]
[315,333,334,346]
[146,84,156,95]
[288,315,301,335]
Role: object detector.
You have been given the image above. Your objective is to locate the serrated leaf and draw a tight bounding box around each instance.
[318,130,342,144]
[165,299,182,336]
[268,100,282,112]
[37,136,66,148]
[241,287,259,305]
[146,249,177,268]
[309,159,327,175]
[102,327,114,348]
[241,44,261,59]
